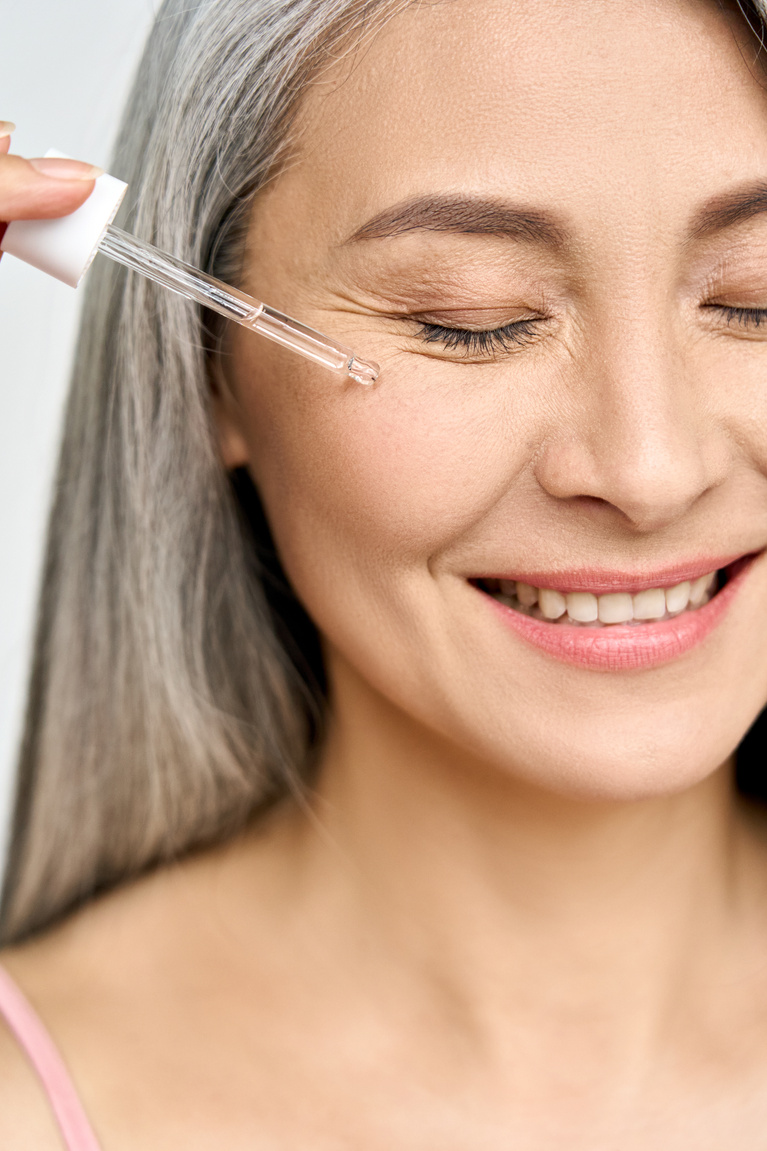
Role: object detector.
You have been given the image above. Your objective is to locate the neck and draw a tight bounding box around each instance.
[293,652,751,1060]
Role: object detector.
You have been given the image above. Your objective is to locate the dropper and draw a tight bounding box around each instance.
[0,152,380,387]
[99,225,379,385]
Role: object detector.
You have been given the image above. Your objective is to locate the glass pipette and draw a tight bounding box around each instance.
[98,225,379,386]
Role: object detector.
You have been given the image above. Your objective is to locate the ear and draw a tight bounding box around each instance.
[209,359,250,470]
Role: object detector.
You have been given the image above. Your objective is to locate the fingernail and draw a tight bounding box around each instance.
[0,121,16,138]
[29,156,103,181]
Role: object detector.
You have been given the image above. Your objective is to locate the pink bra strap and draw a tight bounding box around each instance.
[0,963,102,1151]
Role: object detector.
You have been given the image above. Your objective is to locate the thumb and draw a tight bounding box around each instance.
[0,153,101,224]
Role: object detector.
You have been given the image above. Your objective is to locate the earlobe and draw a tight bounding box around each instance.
[214,408,251,470]
[209,367,251,469]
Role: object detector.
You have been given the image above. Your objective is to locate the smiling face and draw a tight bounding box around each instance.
[216,0,767,800]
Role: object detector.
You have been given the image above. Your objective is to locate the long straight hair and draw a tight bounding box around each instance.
[3,0,767,943]
[0,0,407,943]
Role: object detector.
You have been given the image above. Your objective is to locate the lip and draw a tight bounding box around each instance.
[481,554,747,596]
[476,553,759,673]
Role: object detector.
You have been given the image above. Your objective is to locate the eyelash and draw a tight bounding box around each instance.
[417,304,767,357]
[713,305,767,329]
[418,318,543,355]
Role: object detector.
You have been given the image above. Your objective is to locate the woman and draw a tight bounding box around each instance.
[2,0,767,1144]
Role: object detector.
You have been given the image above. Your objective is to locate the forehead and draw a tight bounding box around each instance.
[280,0,767,246]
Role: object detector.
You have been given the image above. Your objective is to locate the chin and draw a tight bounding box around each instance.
[469,707,742,803]
[418,671,759,805]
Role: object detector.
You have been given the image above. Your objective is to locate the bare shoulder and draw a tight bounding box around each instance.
[0,1005,66,1149]
[0,860,202,1150]
[0,902,119,1151]
[0,822,296,1150]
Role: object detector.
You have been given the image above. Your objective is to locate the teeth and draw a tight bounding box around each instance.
[665,581,690,614]
[689,572,715,606]
[567,592,598,623]
[516,582,539,608]
[598,592,633,624]
[632,588,667,620]
[486,569,719,626]
[539,588,567,620]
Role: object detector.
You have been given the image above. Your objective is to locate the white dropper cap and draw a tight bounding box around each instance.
[0,149,127,288]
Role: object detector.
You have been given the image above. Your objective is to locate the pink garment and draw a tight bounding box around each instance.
[0,963,102,1150]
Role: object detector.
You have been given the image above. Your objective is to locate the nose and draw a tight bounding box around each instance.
[533,314,730,534]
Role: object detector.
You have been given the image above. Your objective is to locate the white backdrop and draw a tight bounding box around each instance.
[0,1,158,865]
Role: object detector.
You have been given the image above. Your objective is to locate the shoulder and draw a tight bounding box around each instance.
[0,870,175,1151]
[0,824,289,1149]
[0,863,185,1146]
[0,982,67,1149]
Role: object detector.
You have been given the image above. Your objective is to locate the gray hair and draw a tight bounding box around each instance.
[0,0,407,942]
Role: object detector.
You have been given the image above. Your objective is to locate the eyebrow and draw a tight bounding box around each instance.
[346,182,767,252]
[689,181,767,238]
[346,194,567,247]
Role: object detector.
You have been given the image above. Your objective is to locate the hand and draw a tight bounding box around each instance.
[0,122,102,256]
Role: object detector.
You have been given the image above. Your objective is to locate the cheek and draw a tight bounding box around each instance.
[714,354,767,471]
[235,348,538,589]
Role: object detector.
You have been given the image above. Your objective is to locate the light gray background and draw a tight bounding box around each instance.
[0,1,158,864]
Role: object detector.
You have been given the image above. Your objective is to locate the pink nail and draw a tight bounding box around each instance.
[29,156,103,181]
[0,121,16,139]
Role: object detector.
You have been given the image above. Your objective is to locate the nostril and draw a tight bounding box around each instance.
[570,494,612,512]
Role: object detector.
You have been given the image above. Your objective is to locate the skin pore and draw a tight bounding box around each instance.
[5,0,767,1147]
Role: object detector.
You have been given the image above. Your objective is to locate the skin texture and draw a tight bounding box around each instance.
[5,0,767,1146]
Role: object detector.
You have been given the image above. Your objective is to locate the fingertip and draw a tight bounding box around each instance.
[0,123,14,158]
[28,157,103,181]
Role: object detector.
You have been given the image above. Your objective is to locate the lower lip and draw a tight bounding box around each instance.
[479,559,754,673]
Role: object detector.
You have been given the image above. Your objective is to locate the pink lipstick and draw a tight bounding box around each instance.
[474,554,757,672]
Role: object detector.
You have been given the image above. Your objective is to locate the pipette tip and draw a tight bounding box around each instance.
[348,356,380,386]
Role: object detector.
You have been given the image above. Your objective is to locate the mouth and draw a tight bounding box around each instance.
[471,554,759,671]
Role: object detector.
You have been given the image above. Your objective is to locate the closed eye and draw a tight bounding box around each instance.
[707,304,767,329]
[418,318,544,356]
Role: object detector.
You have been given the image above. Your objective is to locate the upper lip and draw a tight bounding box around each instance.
[475,551,758,595]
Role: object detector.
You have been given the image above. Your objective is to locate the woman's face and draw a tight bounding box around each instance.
[218,0,767,799]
